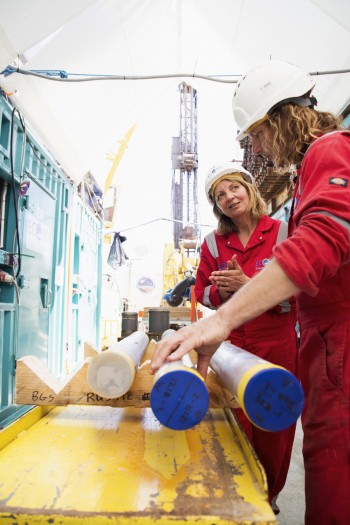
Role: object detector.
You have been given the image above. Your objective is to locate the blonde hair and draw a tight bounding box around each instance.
[212,176,266,235]
[264,104,341,169]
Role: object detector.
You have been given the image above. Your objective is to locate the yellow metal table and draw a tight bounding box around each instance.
[0,406,276,524]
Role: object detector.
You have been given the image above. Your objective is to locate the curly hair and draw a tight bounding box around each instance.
[212,177,266,235]
[264,104,342,169]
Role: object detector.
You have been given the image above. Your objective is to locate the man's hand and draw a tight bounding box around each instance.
[150,259,299,379]
[149,315,231,378]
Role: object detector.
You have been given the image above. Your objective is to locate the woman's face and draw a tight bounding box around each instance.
[214,179,250,219]
[249,121,274,161]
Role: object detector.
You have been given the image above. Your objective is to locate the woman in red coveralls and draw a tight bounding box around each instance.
[195,161,298,513]
[150,61,350,525]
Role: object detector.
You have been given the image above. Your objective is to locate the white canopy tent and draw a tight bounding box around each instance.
[0,0,349,309]
[0,0,349,189]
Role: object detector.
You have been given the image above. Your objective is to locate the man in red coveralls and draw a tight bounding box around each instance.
[150,61,350,525]
[195,162,298,512]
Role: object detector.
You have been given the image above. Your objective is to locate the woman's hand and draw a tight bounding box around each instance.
[150,259,301,377]
[150,258,300,380]
[210,255,250,294]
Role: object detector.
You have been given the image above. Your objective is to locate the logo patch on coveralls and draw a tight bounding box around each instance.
[329,177,348,187]
[256,258,270,270]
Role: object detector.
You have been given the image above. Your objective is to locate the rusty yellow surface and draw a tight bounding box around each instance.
[0,406,276,524]
[0,405,53,451]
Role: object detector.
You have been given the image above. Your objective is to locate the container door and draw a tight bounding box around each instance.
[17,181,55,362]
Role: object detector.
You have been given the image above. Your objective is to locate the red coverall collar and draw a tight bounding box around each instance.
[221,215,275,251]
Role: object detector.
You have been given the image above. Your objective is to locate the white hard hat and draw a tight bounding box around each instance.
[205,162,253,204]
[232,61,316,141]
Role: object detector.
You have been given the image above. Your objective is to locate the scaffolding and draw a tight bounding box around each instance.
[171,82,199,252]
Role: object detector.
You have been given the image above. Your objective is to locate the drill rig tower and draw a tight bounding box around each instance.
[163,83,198,308]
[171,82,199,252]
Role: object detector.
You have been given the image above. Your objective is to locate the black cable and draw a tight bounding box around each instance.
[24,133,66,183]
[10,107,25,278]
[5,95,67,185]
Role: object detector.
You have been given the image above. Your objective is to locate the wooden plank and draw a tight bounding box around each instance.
[15,341,238,409]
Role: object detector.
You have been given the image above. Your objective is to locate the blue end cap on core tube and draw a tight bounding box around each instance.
[243,368,304,432]
[151,368,209,431]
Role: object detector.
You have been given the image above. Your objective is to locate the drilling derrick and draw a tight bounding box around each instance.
[171,82,199,252]
[163,82,198,308]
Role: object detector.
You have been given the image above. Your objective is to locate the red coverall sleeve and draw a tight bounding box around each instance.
[194,239,223,309]
[273,133,350,296]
